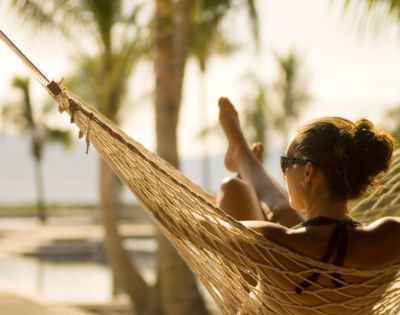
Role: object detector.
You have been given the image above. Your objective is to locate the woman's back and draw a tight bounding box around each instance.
[241,217,400,315]
[289,217,400,268]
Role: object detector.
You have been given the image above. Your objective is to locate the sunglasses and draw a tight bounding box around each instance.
[280,155,310,174]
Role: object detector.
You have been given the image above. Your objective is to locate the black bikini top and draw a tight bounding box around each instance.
[293,216,361,294]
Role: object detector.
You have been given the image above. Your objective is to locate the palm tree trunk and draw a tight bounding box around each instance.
[34,156,46,224]
[96,35,166,315]
[154,0,179,167]
[99,159,150,313]
[154,0,209,314]
[199,70,211,191]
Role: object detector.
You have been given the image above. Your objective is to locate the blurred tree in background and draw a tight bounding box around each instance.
[242,73,269,151]
[9,0,262,314]
[345,0,400,26]
[242,50,310,160]
[154,1,260,313]
[153,2,207,313]
[190,0,259,190]
[1,76,72,224]
[10,1,152,313]
[345,0,400,142]
[273,50,310,144]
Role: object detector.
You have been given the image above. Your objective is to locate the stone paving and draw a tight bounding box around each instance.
[0,216,155,257]
[0,290,93,315]
[0,216,154,315]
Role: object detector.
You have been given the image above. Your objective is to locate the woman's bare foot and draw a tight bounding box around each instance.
[218,97,249,172]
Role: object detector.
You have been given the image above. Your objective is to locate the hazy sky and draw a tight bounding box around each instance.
[1,1,400,203]
[1,0,400,159]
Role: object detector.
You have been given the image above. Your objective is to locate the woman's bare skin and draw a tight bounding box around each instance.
[216,97,400,314]
[218,97,304,227]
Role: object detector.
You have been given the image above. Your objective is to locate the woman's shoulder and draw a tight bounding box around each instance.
[362,216,400,232]
[350,216,400,268]
[356,216,400,249]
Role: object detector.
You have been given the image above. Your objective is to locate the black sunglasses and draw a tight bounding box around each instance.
[280,155,310,174]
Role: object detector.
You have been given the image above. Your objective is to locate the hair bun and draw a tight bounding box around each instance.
[352,118,394,181]
[354,119,375,148]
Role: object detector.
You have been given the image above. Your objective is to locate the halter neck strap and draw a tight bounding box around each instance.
[294,216,361,294]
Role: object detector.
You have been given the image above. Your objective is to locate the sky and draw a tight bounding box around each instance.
[1,1,400,156]
[1,0,400,203]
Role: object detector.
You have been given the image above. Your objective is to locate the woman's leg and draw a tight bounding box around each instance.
[217,177,265,221]
[217,144,267,221]
[216,146,266,289]
[218,97,304,227]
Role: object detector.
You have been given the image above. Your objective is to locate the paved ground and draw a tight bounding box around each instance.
[0,216,155,257]
[0,217,219,315]
[0,290,93,315]
[0,216,153,315]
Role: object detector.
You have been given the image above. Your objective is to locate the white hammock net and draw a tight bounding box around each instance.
[1,31,399,315]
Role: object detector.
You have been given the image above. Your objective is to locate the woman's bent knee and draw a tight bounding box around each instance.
[219,177,249,194]
[217,176,264,221]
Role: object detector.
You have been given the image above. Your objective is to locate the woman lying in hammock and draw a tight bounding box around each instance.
[216,97,400,314]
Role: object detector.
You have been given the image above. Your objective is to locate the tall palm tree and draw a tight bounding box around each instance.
[344,0,400,145]
[12,0,261,313]
[190,0,259,190]
[154,2,210,314]
[345,0,400,25]
[273,50,310,144]
[240,50,309,158]
[1,76,72,224]
[10,1,154,313]
[242,73,269,150]
[153,2,259,312]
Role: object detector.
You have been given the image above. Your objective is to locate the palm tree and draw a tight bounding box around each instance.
[344,1,400,146]
[1,76,72,224]
[273,50,310,144]
[10,1,154,313]
[344,0,400,26]
[154,2,210,314]
[242,73,269,151]
[153,2,260,311]
[190,0,259,190]
[12,0,261,313]
[240,50,309,159]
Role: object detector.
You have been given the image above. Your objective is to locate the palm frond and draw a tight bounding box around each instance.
[85,0,121,50]
[11,76,36,128]
[12,0,59,27]
[344,0,400,34]
[1,102,29,132]
[11,0,75,37]
[244,0,260,51]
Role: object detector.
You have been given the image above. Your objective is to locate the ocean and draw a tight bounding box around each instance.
[0,135,284,205]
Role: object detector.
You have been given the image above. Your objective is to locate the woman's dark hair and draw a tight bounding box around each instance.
[290,117,396,200]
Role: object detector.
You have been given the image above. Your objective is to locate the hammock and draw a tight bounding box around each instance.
[1,31,399,315]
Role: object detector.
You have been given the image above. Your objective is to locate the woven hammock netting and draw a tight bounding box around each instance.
[1,31,399,315]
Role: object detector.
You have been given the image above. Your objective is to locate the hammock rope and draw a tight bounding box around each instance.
[1,31,399,315]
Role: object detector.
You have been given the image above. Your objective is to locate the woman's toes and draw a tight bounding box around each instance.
[218,97,229,109]
[252,142,264,163]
